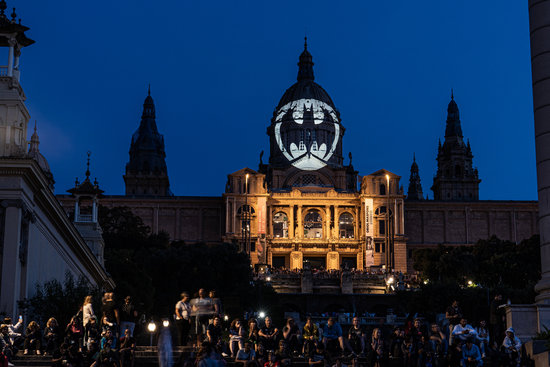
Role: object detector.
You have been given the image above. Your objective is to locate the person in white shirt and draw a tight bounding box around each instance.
[451,318,477,345]
[175,292,191,346]
[3,317,23,346]
[502,327,521,367]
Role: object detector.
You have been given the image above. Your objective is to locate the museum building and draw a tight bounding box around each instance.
[57,41,539,273]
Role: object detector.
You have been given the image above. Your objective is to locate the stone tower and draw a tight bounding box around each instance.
[67,152,105,266]
[123,87,171,196]
[0,2,34,158]
[406,154,424,201]
[431,92,480,201]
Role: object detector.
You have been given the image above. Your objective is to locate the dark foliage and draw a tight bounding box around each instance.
[18,272,99,327]
[99,206,265,319]
[404,235,540,320]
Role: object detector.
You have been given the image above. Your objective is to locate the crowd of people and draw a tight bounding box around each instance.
[172,291,523,367]
[0,289,525,367]
[0,292,138,367]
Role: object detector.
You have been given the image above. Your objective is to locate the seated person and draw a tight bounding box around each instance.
[282,318,301,356]
[389,327,404,359]
[264,351,279,367]
[44,318,62,355]
[0,324,14,362]
[309,343,326,367]
[100,330,117,351]
[23,321,42,355]
[3,317,23,349]
[235,342,258,367]
[119,328,136,367]
[206,316,223,348]
[229,319,245,357]
[347,317,365,356]
[259,317,279,352]
[502,327,521,367]
[451,318,477,345]
[429,323,447,357]
[95,343,117,367]
[275,340,291,367]
[369,328,385,367]
[462,338,482,367]
[302,317,319,358]
[65,316,84,351]
[322,318,344,357]
[475,320,489,358]
[402,336,417,367]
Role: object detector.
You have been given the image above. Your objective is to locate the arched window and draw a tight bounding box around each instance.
[304,209,323,239]
[273,212,289,238]
[374,206,393,216]
[339,212,354,239]
[237,205,255,216]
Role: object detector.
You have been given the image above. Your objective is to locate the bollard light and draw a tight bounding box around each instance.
[467,280,473,286]
[266,276,271,282]
[162,319,170,328]
[224,315,229,321]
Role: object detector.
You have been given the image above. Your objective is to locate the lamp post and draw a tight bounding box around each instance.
[147,321,156,347]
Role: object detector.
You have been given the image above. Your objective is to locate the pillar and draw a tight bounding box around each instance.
[290,251,303,270]
[7,38,14,77]
[297,205,302,239]
[289,206,294,238]
[325,205,331,239]
[530,0,550,305]
[0,206,21,319]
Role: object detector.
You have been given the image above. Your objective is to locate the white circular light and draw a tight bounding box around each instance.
[259,311,266,318]
[162,320,169,328]
[224,315,229,321]
[147,322,156,333]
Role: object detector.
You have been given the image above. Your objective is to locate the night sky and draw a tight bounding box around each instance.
[16,1,535,200]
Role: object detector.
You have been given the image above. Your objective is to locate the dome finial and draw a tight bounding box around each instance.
[297,37,314,82]
[85,151,91,181]
[148,83,151,96]
[451,88,454,100]
[413,152,416,162]
[29,120,39,153]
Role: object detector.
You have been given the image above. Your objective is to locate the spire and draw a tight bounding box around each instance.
[297,36,314,82]
[29,121,39,153]
[445,90,463,138]
[85,151,91,181]
[407,153,424,201]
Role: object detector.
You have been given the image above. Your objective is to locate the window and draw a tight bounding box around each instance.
[304,209,323,238]
[374,206,393,216]
[339,212,354,239]
[378,219,386,235]
[380,184,386,195]
[273,212,289,238]
[375,242,380,253]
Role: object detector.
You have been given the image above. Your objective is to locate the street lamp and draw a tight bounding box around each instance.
[162,319,170,328]
[258,311,266,319]
[147,321,156,347]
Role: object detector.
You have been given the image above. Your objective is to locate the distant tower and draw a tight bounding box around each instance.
[67,152,105,266]
[123,87,171,196]
[431,92,480,201]
[406,153,424,201]
[0,2,34,157]
[27,122,55,190]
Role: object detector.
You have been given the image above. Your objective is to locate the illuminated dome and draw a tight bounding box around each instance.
[268,39,344,171]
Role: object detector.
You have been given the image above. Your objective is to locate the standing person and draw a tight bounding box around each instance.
[119,296,138,337]
[209,290,223,318]
[102,292,119,337]
[191,289,213,341]
[175,292,191,346]
[82,295,95,346]
[489,294,505,347]
[445,300,462,344]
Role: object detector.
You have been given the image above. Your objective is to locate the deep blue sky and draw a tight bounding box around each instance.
[17,1,536,199]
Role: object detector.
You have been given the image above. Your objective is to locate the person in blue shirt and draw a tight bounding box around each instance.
[461,338,482,366]
[322,317,344,356]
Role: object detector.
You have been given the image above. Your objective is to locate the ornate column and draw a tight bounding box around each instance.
[325,205,331,239]
[297,205,302,239]
[289,206,295,238]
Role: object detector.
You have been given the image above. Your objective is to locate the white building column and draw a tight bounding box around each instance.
[0,205,21,319]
